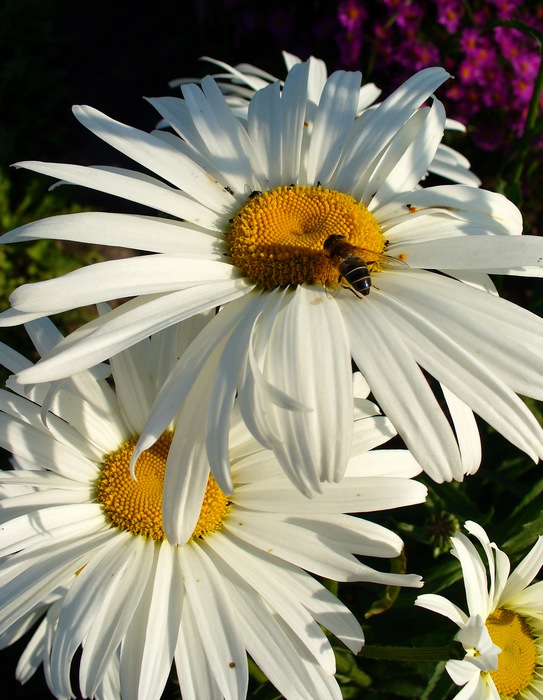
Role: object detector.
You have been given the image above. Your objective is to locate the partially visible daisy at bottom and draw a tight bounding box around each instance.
[0,316,426,700]
[416,522,543,699]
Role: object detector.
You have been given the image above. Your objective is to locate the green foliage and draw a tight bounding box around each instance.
[0,171,103,361]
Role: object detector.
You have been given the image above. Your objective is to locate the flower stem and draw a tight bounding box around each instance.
[358,643,463,661]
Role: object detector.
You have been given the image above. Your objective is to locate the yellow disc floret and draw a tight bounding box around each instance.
[485,607,537,697]
[227,185,385,289]
[95,433,230,541]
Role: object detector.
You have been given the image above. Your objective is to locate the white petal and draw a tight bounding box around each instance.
[333,67,450,194]
[376,273,543,460]
[0,416,97,482]
[377,185,522,237]
[73,104,236,213]
[255,287,353,492]
[13,280,252,384]
[235,475,427,513]
[345,449,422,478]
[224,511,369,581]
[279,61,309,185]
[451,533,491,618]
[120,543,182,700]
[182,77,259,194]
[50,532,136,697]
[175,601,223,700]
[368,98,446,208]
[393,235,543,274]
[133,293,258,494]
[0,211,224,255]
[339,294,464,481]
[415,593,468,628]
[500,536,543,602]
[9,255,238,314]
[179,544,248,700]
[79,539,153,698]
[306,70,361,185]
[224,574,335,700]
[14,161,225,230]
[248,80,283,188]
[203,534,336,673]
[441,386,481,476]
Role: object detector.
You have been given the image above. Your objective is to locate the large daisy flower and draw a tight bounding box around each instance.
[2,57,543,495]
[416,521,543,699]
[0,317,426,700]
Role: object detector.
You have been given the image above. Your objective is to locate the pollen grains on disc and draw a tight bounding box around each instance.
[227,185,385,289]
[95,433,230,542]
[485,607,537,697]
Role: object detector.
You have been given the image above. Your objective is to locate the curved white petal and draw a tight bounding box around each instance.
[179,543,248,700]
[120,543,183,700]
[0,211,224,254]
[14,280,253,385]
[450,533,490,619]
[333,67,450,194]
[73,104,236,213]
[339,294,464,481]
[393,235,543,274]
[377,185,522,236]
[415,594,469,628]
[306,70,361,185]
[500,536,543,602]
[367,98,446,208]
[9,255,238,314]
[14,160,225,230]
[79,539,153,697]
[49,534,134,697]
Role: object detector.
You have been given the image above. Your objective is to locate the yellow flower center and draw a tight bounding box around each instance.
[95,434,230,541]
[485,607,537,697]
[227,185,385,289]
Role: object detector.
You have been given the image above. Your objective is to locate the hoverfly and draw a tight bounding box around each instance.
[323,234,407,297]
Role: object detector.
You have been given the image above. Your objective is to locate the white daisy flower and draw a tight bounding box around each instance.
[0,317,426,700]
[416,521,543,699]
[2,57,543,495]
[172,51,482,187]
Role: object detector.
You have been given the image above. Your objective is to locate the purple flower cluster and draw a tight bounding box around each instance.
[335,0,543,151]
[221,0,543,154]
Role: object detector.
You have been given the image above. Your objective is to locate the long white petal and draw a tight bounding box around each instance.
[279,61,309,185]
[73,104,236,213]
[182,76,259,195]
[339,295,464,481]
[180,544,248,700]
[258,286,353,491]
[203,534,336,673]
[367,98,446,207]
[8,255,239,314]
[14,161,226,229]
[120,543,182,700]
[451,533,491,618]
[306,70,361,185]
[415,593,468,628]
[500,536,543,602]
[79,539,153,698]
[377,185,522,236]
[50,532,135,698]
[234,475,427,513]
[393,235,543,274]
[0,211,224,254]
[333,67,450,193]
[175,601,223,700]
[13,280,253,384]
